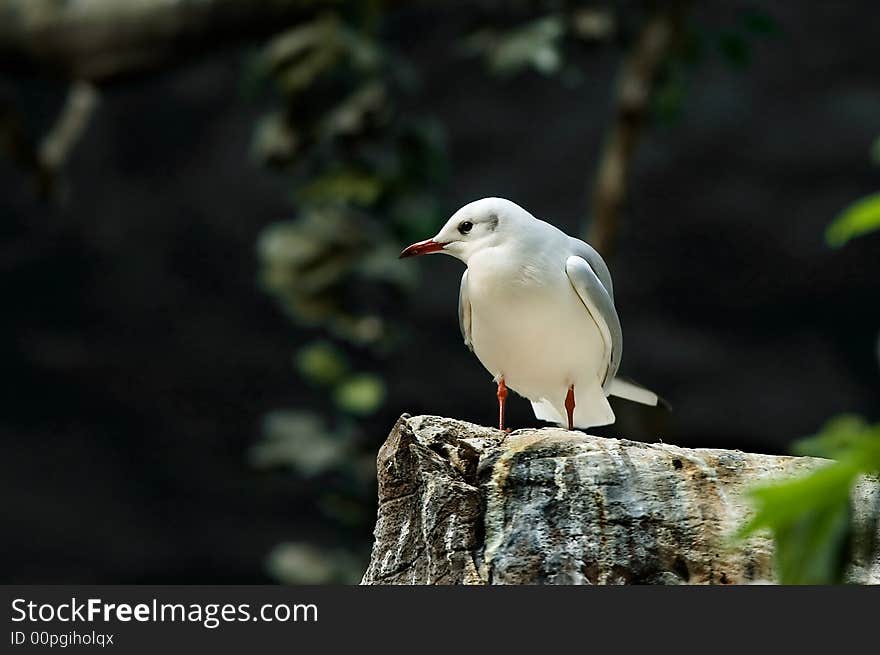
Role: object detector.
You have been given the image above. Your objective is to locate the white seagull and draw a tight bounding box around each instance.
[400,197,660,431]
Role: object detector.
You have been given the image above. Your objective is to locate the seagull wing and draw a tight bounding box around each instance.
[564,255,621,392]
[570,238,614,300]
[458,269,473,351]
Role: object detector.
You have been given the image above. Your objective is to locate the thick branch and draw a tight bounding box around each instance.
[0,0,335,81]
[587,4,684,255]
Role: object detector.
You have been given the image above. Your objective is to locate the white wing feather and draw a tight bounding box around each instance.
[458,270,472,351]
[564,255,621,393]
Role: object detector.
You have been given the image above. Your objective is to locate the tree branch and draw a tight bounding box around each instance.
[1,79,98,197]
[0,0,336,82]
[40,80,99,172]
[587,3,685,255]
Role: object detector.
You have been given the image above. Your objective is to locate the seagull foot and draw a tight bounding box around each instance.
[565,385,576,431]
[497,377,509,432]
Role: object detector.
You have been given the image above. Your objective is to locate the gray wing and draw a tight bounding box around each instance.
[564,255,621,391]
[458,270,473,351]
[569,238,614,300]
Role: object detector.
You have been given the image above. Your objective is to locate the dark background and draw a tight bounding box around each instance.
[2,2,878,583]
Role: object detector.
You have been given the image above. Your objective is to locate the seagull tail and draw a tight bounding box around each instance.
[530,399,564,424]
[530,391,616,430]
[609,377,668,409]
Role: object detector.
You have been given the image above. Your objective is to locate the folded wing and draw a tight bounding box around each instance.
[564,255,622,393]
[458,270,473,351]
[565,253,662,408]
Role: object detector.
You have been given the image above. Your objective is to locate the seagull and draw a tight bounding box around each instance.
[400,197,660,431]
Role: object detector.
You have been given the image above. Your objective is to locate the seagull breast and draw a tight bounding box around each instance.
[464,244,608,415]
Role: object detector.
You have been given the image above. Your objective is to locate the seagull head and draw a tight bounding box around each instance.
[399,197,532,263]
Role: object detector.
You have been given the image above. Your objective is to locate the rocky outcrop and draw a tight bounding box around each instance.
[362,415,880,584]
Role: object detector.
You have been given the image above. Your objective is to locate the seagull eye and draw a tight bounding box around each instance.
[458,221,473,235]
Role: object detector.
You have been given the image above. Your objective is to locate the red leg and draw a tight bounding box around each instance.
[564,385,575,431]
[497,378,508,432]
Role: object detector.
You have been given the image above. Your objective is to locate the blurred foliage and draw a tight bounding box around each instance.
[266,542,364,584]
[333,373,386,415]
[463,14,566,76]
[295,340,349,387]
[251,11,447,347]
[460,4,779,124]
[655,8,780,123]
[257,208,418,345]
[826,191,880,248]
[825,136,880,260]
[743,172,880,583]
[249,410,356,477]
[870,136,880,166]
[740,416,880,584]
[247,5,449,583]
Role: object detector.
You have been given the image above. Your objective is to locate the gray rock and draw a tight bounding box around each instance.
[362,415,880,584]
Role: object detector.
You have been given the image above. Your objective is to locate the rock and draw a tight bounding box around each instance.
[361,415,880,585]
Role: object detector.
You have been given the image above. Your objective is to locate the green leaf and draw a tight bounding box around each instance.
[792,415,879,460]
[263,15,343,96]
[826,191,880,247]
[249,410,353,476]
[870,136,880,167]
[251,112,299,166]
[772,500,851,585]
[334,373,386,415]
[740,415,880,584]
[295,170,384,207]
[318,81,386,142]
[468,15,565,77]
[266,542,363,585]
[740,461,858,584]
[296,341,349,386]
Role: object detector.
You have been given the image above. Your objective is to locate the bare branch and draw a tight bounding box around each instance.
[0,0,337,82]
[1,79,98,197]
[40,80,99,172]
[587,3,686,256]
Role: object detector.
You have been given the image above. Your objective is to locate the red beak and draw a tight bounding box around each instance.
[399,239,444,258]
